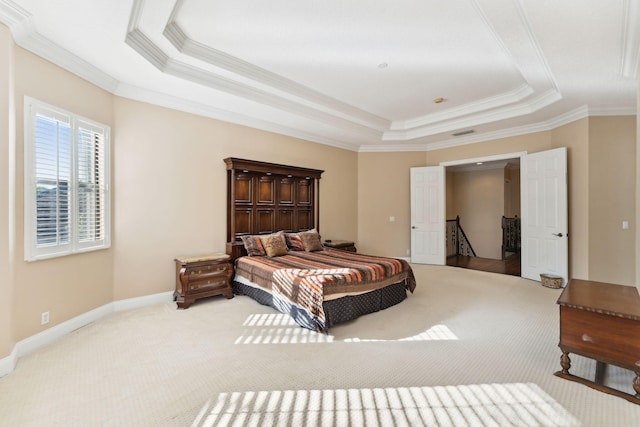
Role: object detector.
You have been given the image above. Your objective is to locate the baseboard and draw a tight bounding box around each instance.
[0,291,174,378]
[113,291,174,312]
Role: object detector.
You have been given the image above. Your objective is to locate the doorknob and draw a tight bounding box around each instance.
[553,233,563,237]
[412,226,416,229]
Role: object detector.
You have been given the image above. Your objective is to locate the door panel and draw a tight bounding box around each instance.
[411,166,445,264]
[521,147,568,284]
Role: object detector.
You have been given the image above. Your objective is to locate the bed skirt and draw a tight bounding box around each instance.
[232,280,409,331]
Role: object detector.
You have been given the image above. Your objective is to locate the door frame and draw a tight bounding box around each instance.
[439,152,528,169]
[439,151,527,274]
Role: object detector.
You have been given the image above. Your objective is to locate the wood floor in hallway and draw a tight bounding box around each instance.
[446,253,521,277]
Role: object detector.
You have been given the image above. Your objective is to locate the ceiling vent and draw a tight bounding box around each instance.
[452,129,475,137]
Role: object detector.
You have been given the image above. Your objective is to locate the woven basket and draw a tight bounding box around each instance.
[540,274,563,289]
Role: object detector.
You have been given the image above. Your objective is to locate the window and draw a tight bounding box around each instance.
[24,97,110,261]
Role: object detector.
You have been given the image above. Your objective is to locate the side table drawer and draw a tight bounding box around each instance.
[186,267,230,294]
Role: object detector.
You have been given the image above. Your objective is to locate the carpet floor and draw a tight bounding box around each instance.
[0,264,639,426]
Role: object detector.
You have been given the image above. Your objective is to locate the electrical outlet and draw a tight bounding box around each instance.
[41,311,49,325]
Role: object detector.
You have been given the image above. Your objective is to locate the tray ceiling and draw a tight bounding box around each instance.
[0,0,638,151]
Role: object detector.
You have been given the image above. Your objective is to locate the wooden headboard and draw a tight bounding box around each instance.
[224,157,324,259]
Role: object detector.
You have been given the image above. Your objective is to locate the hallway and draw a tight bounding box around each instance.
[446,253,521,277]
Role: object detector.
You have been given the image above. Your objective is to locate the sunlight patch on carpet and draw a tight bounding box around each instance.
[236,314,457,344]
[193,383,580,427]
[344,324,458,342]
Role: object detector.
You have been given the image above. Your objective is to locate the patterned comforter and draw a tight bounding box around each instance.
[234,248,416,331]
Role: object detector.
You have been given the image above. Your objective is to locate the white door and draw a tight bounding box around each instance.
[521,147,568,284]
[410,166,445,264]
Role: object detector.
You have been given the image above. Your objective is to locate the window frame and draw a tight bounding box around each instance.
[24,97,111,261]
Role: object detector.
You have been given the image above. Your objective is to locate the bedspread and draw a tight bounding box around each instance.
[234,248,416,331]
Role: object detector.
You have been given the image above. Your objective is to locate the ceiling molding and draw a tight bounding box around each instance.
[390,84,535,131]
[2,0,636,153]
[360,105,594,153]
[447,160,510,172]
[1,3,119,93]
[136,0,569,143]
[382,89,563,142]
[115,82,362,152]
[620,0,640,79]
[163,22,390,131]
[0,0,26,26]
[125,0,384,139]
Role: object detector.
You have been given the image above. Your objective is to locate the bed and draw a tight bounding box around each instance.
[233,241,416,331]
[224,157,416,331]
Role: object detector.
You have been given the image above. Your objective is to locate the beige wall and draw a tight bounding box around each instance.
[356,151,426,256]
[112,97,358,299]
[588,116,636,285]
[449,168,505,259]
[505,167,521,217]
[550,119,590,279]
[0,24,14,359]
[11,47,116,342]
[358,120,636,284]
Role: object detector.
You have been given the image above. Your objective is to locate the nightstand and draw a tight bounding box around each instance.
[323,239,357,252]
[174,253,233,308]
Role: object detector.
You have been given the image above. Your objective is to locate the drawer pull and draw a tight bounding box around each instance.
[582,334,594,343]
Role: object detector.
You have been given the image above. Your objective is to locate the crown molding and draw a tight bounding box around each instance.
[151,0,571,144]
[359,105,595,153]
[382,88,562,142]
[163,22,390,131]
[163,0,389,130]
[3,0,636,155]
[124,1,385,141]
[115,83,362,152]
[0,0,27,26]
[620,0,640,79]
[1,1,119,93]
[390,84,535,131]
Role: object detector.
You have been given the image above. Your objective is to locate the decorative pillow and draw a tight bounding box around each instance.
[300,231,323,252]
[284,232,305,251]
[240,235,266,256]
[260,233,289,257]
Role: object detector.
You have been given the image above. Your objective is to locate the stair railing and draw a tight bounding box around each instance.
[501,215,521,260]
[446,215,477,257]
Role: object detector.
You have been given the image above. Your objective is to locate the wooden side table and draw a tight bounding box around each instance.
[323,239,357,252]
[555,279,640,404]
[174,253,233,308]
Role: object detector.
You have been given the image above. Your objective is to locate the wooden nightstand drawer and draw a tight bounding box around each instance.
[187,263,228,278]
[174,254,233,308]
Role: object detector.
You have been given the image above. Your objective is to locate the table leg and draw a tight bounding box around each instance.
[560,350,571,374]
[595,361,607,385]
[633,371,640,399]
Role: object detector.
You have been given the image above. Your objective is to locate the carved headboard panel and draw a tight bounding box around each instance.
[224,157,324,259]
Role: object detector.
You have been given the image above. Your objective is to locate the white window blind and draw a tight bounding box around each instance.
[25,97,111,261]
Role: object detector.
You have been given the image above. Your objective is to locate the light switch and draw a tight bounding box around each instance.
[389,216,395,222]
[622,220,629,230]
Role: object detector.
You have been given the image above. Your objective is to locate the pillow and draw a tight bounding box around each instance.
[240,234,266,256]
[300,231,323,252]
[260,233,289,257]
[284,232,305,251]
